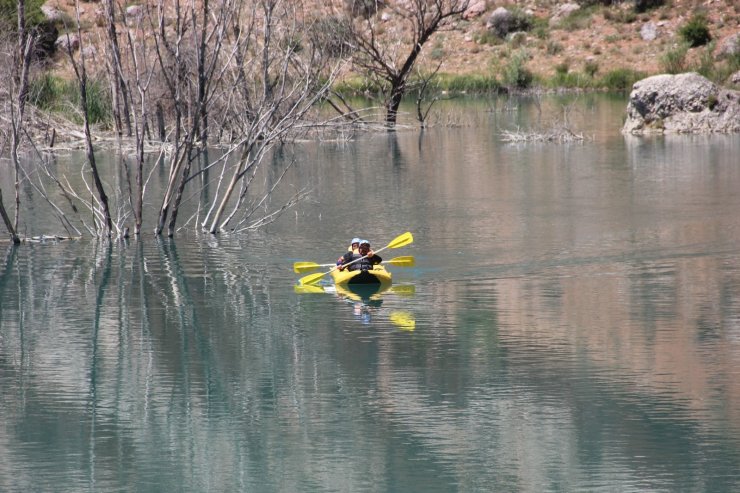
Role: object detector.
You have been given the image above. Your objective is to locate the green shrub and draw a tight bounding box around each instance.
[307,17,353,58]
[546,40,563,55]
[660,44,688,74]
[29,74,112,126]
[584,60,599,77]
[475,29,503,46]
[600,68,645,91]
[489,8,533,38]
[679,14,711,47]
[433,73,503,93]
[695,43,716,78]
[503,51,534,89]
[559,6,596,31]
[508,31,527,49]
[633,0,665,13]
[603,8,637,24]
[0,0,45,27]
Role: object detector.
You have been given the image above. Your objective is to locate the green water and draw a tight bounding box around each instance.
[1,95,740,492]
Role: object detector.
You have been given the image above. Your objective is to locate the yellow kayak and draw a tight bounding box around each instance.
[331,265,392,287]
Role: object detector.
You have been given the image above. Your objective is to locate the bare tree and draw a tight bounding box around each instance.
[347,0,469,126]
[200,0,338,234]
[3,0,344,240]
[62,1,114,236]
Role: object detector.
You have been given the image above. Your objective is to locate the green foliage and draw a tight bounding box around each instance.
[530,17,550,40]
[508,32,527,49]
[546,41,563,55]
[475,29,503,46]
[558,6,597,31]
[584,60,599,77]
[555,61,569,76]
[307,17,354,58]
[603,7,637,24]
[633,0,666,13]
[489,8,533,38]
[695,43,716,78]
[679,14,711,47]
[503,51,534,89]
[599,68,645,91]
[660,44,688,74]
[0,0,46,27]
[332,76,386,96]
[707,93,718,110]
[432,74,503,93]
[28,74,112,126]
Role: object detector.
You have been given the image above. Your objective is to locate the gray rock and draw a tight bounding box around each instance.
[463,0,486,20]
[731,71,740,86]
[717,33,740,58]
[623,73,740,134]
[549,3,580,28]
[55,33,79,52]
[486,7,512,38]
[126,5,144,19]
[640,22,658,41]
[41,3,65,23]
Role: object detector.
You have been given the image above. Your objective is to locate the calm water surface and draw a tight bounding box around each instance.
[2,95,740,492]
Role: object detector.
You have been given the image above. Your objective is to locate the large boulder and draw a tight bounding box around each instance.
[622,73,740,134]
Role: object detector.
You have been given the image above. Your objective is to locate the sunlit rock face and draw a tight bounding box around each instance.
[623,73,740,134]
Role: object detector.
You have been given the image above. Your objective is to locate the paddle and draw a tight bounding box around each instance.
[299,232,413,285]
[293,255,415,274]
[389,311,415,331]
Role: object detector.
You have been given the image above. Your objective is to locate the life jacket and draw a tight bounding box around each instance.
[345,251,375,271]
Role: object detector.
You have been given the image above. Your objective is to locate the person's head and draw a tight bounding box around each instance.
[351,237,361,249]
[359,240,371,253]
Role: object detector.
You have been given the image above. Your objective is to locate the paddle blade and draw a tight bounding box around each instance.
[386,256,415,267]
[294,284,325,294]
[389,284,415,296]
[390,311,415,331]
[293,261,320,273]
[299,271,327,285]
[387,231,413,249]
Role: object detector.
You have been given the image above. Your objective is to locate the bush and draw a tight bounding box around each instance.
[660,44,688,74]
[679,14,711,47]
[0,0,45,27]
[584,60,599,77]
[633,0,665,13]
[489,8,533,39]
[503,51,534,89]
[307,17,354,58]
[546,41,563,55]
[600,68,645,91]
[559,6,596,31]
[433,73,503,93]
[29,74,112,126]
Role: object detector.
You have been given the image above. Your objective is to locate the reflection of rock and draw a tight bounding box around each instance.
[623,73,740,134]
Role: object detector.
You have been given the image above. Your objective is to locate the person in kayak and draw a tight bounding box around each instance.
[337,237,361,264]
[337,239,382,271]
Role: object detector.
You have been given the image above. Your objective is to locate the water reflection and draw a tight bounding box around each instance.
[2,96,740,491]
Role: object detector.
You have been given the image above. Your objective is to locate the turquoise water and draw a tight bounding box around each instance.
[1,95,740,491]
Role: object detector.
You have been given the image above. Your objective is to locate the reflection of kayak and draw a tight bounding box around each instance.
[330,265,392,287]
[334,282,390,302]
